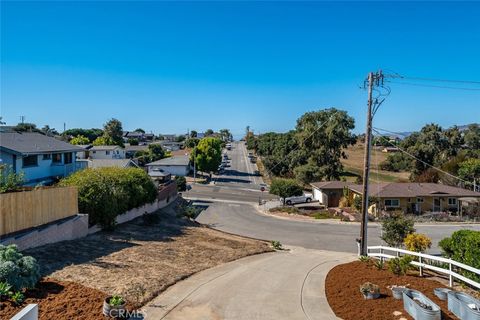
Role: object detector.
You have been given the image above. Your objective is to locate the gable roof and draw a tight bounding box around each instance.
[0,132,83,155]
[146,155,190,166]
[348,182,480,198]
[90,145,122,151]
[87,159,138,168]
[311,181,353,190]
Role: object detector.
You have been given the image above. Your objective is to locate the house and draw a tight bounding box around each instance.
[146,155,190,176]
[82,159,139,169]
[75,144,93,159]
[161,134,177,142]
[347,182,480,215]
[125,145,149,158]
[310,181,352,207]
[148,168,172,187]
[122,131,155,143]
[0,132,84,186]
[382,146,400,153]
[158,140,183,151]
[89,145,126,159]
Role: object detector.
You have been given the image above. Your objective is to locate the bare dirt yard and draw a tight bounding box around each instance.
[1,200,272,319]
[326,260,477,320]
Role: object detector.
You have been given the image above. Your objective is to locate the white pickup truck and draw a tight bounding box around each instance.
[283,193,314,205]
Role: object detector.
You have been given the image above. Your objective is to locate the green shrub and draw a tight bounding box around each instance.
[388,255,413,276]
[60,167,157,229]
[374,259,385,270]
[0,165,24,193]
[381,214,415,247]
[271,241,283,250]
[439,230,480,282]
[0,244,40,291]
[0,282,12,300]
[10,291,25,305]
[175,176,187,191]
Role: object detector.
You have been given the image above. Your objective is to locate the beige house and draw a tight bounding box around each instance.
[347,183,480,215]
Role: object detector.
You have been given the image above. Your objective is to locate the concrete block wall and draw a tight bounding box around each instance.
[0,214,89,251]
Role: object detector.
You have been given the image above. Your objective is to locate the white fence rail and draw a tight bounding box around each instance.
[367,246,480,290]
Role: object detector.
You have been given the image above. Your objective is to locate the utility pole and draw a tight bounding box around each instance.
[360,70,385,256]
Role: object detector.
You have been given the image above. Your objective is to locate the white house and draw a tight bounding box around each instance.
[0,132,84,186]
[89,145,126,159]
[146,155,190,176]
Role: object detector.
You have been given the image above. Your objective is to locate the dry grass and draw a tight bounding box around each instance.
[26,203,272,308]
[342,143,410,182]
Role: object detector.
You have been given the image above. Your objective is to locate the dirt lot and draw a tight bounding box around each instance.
[1,201,272,319]
[326,260,464,320]
[342,144,410,182]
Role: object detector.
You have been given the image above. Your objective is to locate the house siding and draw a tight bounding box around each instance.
[89,149,125,159]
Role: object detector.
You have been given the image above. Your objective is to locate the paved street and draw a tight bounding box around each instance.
[144,248,356,320]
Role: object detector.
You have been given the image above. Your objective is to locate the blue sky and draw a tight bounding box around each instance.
[1,1,479,137]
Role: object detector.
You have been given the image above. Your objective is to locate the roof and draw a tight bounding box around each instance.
[148,168,171,177]
[90,145,122,151]
[310,181,353,190]
[125,145,148,152]
[146,155,190,166]
[76,144,92,150]
[348,182,480,198]
[0,132,83,155]
[87,159,138,168]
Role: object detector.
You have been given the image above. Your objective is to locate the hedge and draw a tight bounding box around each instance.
[60,167,157,229]
[439,230,480,283]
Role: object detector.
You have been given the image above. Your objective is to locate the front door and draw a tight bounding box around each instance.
[328,192,340,207]
[433,198,441,212]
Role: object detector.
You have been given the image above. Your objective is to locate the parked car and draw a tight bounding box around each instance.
[248,152,254,158]
[250,157,256,163]
[283,193,313,205]
[254,170,260,176]
[226,144,232,150]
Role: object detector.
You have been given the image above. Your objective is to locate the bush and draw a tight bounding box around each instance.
[60,167,157,229]
[381,214,415,247]
[0,165,24,193]
[0,244,40,291]
[404,233,432,252]
[175,176,187,191]
[388,255,413,276]
[439,230,480,282]
[269,178,303,205]
[271,241,283,250]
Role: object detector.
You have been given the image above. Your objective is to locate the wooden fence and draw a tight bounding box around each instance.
[0,187,78,236]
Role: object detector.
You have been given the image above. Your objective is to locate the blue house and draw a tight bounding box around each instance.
[0,132,86,186]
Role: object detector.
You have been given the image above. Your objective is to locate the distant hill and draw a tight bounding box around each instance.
[376,123,478,140]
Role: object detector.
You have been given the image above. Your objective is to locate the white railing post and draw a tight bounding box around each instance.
[380,247,384,264]
[419,256,423,277]
[449,262,453,287]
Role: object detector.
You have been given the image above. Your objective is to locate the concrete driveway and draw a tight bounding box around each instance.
[143,247,356,320]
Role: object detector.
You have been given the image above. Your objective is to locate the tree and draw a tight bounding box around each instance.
[135,144,165,166]
[245,132,256,150]
[176,135,186,142]
[464,124,480,151]
[205,129,214,136]
[381,214,415,247]
[14,122,41,133]
[219,129,232,141]
[190,130,197,138]
[458,158,480,185]
[128,138,139,146]
[103,118,124,146]
[134,128,145,133]
[40,125,59,136]
[191,137,222,175]
[93,136,114,146]
[269,178,303,205]
[0,117,5,125]
[295,108,356,182]
[70,135,90,145]
[0,165,24,193]
[185,138,200,148]
[63,128,103,142]
[175,176,187,191]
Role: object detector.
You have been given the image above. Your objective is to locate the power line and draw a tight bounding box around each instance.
[372,127,472,186]
[385,80,480,91]
[400,76,480,85]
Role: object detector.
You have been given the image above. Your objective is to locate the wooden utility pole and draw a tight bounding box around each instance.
[360,72,374,256]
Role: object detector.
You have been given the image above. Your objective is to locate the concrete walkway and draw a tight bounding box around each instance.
[143,247,356,320]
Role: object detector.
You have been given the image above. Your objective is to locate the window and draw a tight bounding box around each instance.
[448,198,457,206]
[52,153,62,164]
[64,152,72,164]
[384,199,400,207]
[417,197,424,203]
[22,155,38,167]
[42,154,51,160]
[92,150,96,154]
[106,151,110,155]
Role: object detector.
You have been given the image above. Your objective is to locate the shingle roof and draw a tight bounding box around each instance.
[348,182,480,198]
[146,155,190,166]
[310,181,353,190]
[90,145,122,151]
[125,145,148,152]
[87,159,138,168]
[0,132,83,155]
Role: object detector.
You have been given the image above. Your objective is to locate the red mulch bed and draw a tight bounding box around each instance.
[0,278,131,320]
[326,260,459,320]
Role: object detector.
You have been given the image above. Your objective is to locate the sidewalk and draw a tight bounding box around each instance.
[143,247,356,320]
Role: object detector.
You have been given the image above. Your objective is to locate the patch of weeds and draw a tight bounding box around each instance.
[374,259,384,270]
[269,207,300,214]
[388,255,413,276]
[358,255,370,263]
[271,240,283,250]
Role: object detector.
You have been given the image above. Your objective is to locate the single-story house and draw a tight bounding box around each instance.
[0,132,84,186]
[146,155,190,176]
[160,134,177,142]
[89,145,126,159]
[122,131,155,143]
[125,145,149,158]
[310,181,352,207]
[347,182,480,215]
[382,147,400,153]
[82,159,138,169]
[148,168,172,187]
[75,144,93,159]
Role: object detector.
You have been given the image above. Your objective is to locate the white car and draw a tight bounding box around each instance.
[283,193,313,205]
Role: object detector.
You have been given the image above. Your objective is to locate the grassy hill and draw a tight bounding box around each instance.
[341,143,410,183]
